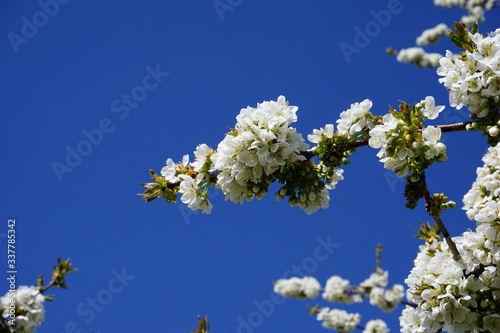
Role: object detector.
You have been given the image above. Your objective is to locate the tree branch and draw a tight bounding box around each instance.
[420,172,462,261]
[300,120,474,158]
[159,120,474,191]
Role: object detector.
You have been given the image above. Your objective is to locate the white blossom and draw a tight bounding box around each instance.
[316,307,361,332]
[397,47,443,68]
[273,276,321,299]
[363,319,389,333]
[463,143,500,224]
[308,124,334,143]
[433,0,465,8]
[161,154,190,183]
[212,96,309,204]
[322,276,354,303]
[336,99,374,137]
[402,196,500,332]
[360,269,389,289]
[178,175,212,214]
[1,286,45,333]
[437,29,500,118]
[416,23,449,46]
[191,144,213,172]
[419,96,445,120]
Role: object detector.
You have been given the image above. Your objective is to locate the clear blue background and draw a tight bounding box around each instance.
[1,1,497,332]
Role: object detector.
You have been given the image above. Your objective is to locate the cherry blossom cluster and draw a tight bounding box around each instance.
[273,264,403,332]
[401,144,500,332]
[149,96,369,215]
[416,23,450,46]
[396,47,443,68]
[1,286,45,333]
[434,0,497,25]
[155,96,328,214]
[335,99,375,139]
[306,100,374,198]
[368,97,447,179]
[437,27,500,145]
[315,308,361,332]
[463,143,500,223]
[319,269,404,312]
[212,96,309,204]
[401,229,500,332]
[312,308,388,333]
[144,95,449,215]
[363,319,390,333]
[272,276,321,299]
[307,124,345,189]
[394,1,497,68]
[160,145,215,214]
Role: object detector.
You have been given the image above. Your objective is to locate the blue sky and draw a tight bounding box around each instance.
[1,1,498,332]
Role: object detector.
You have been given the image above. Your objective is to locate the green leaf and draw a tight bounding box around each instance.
[450,33,463,49]
[472,22,478,35]
[454,21,467,39]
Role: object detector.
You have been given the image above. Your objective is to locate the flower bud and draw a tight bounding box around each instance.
[488,126,499,137]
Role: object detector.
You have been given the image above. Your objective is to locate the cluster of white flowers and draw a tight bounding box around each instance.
[212,96,309,204]
[433,0,496,25]
[368,97,447,178]
[363,319,390,333]
[156,96,359,215]
[402,144,500,332]
[308,124,335,144]
[274,268,403,331]
[461,0,497,26]
[316,308,361,332]
[416,23,449,46]
[336,99,374,138]
[437,28,500,122]
[307,123,345,187]
[463,143,500,222]
[396,47,443,68]
[368,284,405,313]
[433,0,465,8]
[361,269,405,312]
[319,270,405,312]
[273,276,321,299]
[307,124,345,188]
[1,286,45,333]
[161,144,214,214]
[322,275,357,304]
[302,100,374,213]
[396,0,496,68]
[401,232,500,332]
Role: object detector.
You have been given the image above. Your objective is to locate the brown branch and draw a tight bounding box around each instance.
[38,280,56,294]
[438,121,473,133]
[401,300,418,308]
[420,172,462,261]
[300,120,474,157]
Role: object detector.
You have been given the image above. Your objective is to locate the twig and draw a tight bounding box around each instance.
[420,172,462,261]
[301,120,473,157]
[401,300,418,308]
